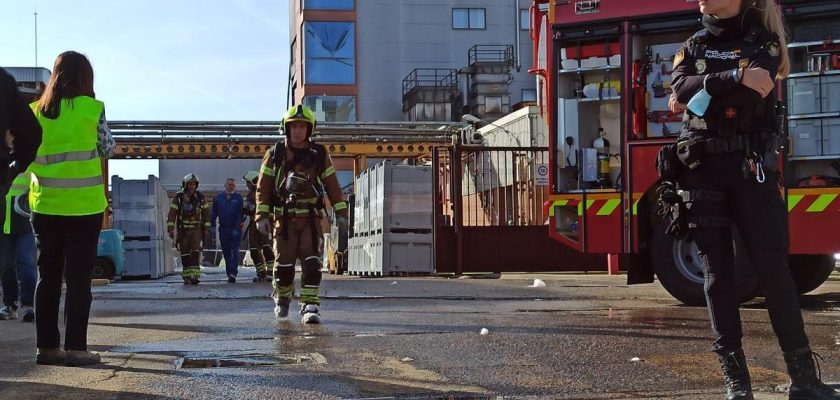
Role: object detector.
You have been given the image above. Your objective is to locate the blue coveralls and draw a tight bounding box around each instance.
[211,191,245,278]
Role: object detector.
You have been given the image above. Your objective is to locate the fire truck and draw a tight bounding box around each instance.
[528,0,840,305]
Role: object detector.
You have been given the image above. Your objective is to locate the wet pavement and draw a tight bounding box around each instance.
[0,266,838,400]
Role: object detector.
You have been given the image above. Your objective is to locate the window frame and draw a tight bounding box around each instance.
[522,89,537,102]
[302,0,354,11]
[520,9,530,31]
[303,21,356,85]
[302,95,357,122]
[452,8,486,30]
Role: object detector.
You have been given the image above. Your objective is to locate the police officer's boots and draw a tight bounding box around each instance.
[784,347,840,400]
[718,349,754,400]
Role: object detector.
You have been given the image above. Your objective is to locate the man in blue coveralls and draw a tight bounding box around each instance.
[211,178,245,283]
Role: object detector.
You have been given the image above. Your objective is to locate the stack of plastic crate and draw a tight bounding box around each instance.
[348,161,434,276]
[111,175,175,279]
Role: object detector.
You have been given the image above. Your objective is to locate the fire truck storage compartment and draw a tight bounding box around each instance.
[644,42,683,137]
[787,77,822,116]
[823,75,840,114]
[790,118,822,157]
[824,117,840,156]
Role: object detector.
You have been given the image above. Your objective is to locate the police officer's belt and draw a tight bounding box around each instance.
[689,135,747,154]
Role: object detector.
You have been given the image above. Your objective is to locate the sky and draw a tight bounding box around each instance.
[1,0,290,180]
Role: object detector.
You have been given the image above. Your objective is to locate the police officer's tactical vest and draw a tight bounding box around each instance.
[686,26,778,136]
[28,96,106,216]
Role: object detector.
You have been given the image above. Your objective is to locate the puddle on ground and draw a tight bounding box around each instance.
[175,352,326,369]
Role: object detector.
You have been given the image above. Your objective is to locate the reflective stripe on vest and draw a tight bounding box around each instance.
[34,149,97,165]
[4,172,32,234]
[29,96,107,216]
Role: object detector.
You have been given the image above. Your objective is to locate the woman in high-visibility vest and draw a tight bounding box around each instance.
[29,51,114,367]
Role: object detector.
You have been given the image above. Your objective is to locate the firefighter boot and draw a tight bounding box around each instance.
[300,303,320,324]
[784,347,840,399]
[718,349,754,400]
[274,296,291,318]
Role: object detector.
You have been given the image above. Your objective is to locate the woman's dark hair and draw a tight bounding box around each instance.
[37,51,95,119]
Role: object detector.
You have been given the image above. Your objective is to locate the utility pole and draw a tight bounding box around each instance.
[34,11,39,67]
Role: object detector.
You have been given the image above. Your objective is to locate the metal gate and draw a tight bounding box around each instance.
[432,145,605,274]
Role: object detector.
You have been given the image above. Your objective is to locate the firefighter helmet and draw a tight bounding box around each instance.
[242,170,259,184]
[182,173,200,190]
[282,104,316,139]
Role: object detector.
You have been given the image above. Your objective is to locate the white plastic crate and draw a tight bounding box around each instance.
[122,238,176,279]
[112,206,169,240]
[111,175,169,209]
[348,232,434,276]
[358,161,433,235]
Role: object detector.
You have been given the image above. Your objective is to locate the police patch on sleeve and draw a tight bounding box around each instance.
[673,49,685,69]
[695,59,707,74]
[767,42,779,57]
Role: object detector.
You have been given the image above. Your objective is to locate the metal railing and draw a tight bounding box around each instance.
[468,45,515,67]
[402,68,459,97]
[436,146,549,227]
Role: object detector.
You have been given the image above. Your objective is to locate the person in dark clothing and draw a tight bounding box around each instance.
[242,170,274,282]
[0,67,42,322]
[211,178,245,283]
[0,67,42,189]
[0,171,37,323]
[662,1,840,399]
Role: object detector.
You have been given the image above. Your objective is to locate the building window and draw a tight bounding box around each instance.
[520,9,530,30]
[303,0,353,10]
[304,22,355,85]
[452,8,485,30]
[522,89,537,102]
[303,95,356,122]
[485,96,502,114]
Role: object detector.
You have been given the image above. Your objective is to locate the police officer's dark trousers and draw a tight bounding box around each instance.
[679,152,808,355]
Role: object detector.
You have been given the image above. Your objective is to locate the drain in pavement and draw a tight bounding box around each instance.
[176,352,326,369]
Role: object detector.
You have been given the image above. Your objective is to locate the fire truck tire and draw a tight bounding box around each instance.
[788,254,836,295]
[651,218,759,306]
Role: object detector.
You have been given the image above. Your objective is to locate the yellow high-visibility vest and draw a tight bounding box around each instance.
[29,96,106,216]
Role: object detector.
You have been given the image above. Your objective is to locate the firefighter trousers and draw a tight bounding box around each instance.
[272,216,323,305]
[177,228,204,280]
[679,152,808,355]
[248,223,274,277]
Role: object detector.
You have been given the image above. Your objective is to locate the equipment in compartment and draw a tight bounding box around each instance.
[645,43,684,137]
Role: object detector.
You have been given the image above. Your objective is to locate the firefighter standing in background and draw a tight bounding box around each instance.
[254,105,348,324]
[662,0,840,398]
[168,174,211,285]
[243,170,274,282]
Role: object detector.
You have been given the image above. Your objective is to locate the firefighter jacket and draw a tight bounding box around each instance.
[167,191,211,232]
[254,142,348,222]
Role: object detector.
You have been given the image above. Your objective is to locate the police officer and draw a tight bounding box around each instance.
[242,170,274,282]
[168,174,211,285]
[664,0,840,399]
[255,105,348,324]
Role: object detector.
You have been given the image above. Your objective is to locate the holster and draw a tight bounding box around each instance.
[656,143,682,182]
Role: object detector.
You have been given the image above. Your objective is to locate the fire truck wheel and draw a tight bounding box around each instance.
[651,218,759,306]
[788,254,836,295]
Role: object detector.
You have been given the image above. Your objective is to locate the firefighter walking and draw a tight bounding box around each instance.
[168,174,211,285]
[255,105,348,324]
[243,171,274,282]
